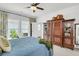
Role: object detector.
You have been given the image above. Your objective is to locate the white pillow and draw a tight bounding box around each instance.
[0,36,11,52]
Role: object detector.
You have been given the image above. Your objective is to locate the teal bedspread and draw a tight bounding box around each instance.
[1,37,49,56]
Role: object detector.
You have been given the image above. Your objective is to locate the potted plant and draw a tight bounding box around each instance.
[10,29,19,39]
[39,38,53,56]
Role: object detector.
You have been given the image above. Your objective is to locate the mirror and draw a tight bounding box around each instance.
[75,24,79,44]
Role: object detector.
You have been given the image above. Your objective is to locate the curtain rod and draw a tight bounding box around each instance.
[0,9,35,19]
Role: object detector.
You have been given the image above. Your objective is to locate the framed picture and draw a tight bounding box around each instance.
[75,24,79,45]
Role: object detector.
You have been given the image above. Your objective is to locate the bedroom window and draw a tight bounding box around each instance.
[7,14,30,40]
[38,24,41,31]
[7,19,19,39]
[21,19,30,37]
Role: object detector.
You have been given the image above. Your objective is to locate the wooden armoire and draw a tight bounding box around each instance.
[43,15,75,49]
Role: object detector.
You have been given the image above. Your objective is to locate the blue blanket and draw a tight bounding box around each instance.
[1,37,49,56]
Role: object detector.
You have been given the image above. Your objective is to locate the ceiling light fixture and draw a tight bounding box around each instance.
[31,6,37,12]
[26,3,44,13]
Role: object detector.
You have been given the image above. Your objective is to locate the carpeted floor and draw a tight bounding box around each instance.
[53,45,79,56]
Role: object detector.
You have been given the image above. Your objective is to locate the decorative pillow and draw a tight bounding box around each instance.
[0,36,11,52]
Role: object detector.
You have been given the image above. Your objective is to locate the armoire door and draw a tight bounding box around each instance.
[63,20,75,49]
[47,21,52,41]
[53,20,63,46]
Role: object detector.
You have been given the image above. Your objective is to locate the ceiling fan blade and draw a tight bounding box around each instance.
[37,7,44,10]
[34,3,40,6]
[31,3,40,6]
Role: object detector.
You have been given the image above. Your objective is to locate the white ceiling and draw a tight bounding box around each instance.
[0,3,79,18]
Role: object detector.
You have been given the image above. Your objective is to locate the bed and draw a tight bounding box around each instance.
[1,37,50,56]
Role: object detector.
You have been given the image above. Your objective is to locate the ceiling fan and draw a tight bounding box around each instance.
[27,3,44,12]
